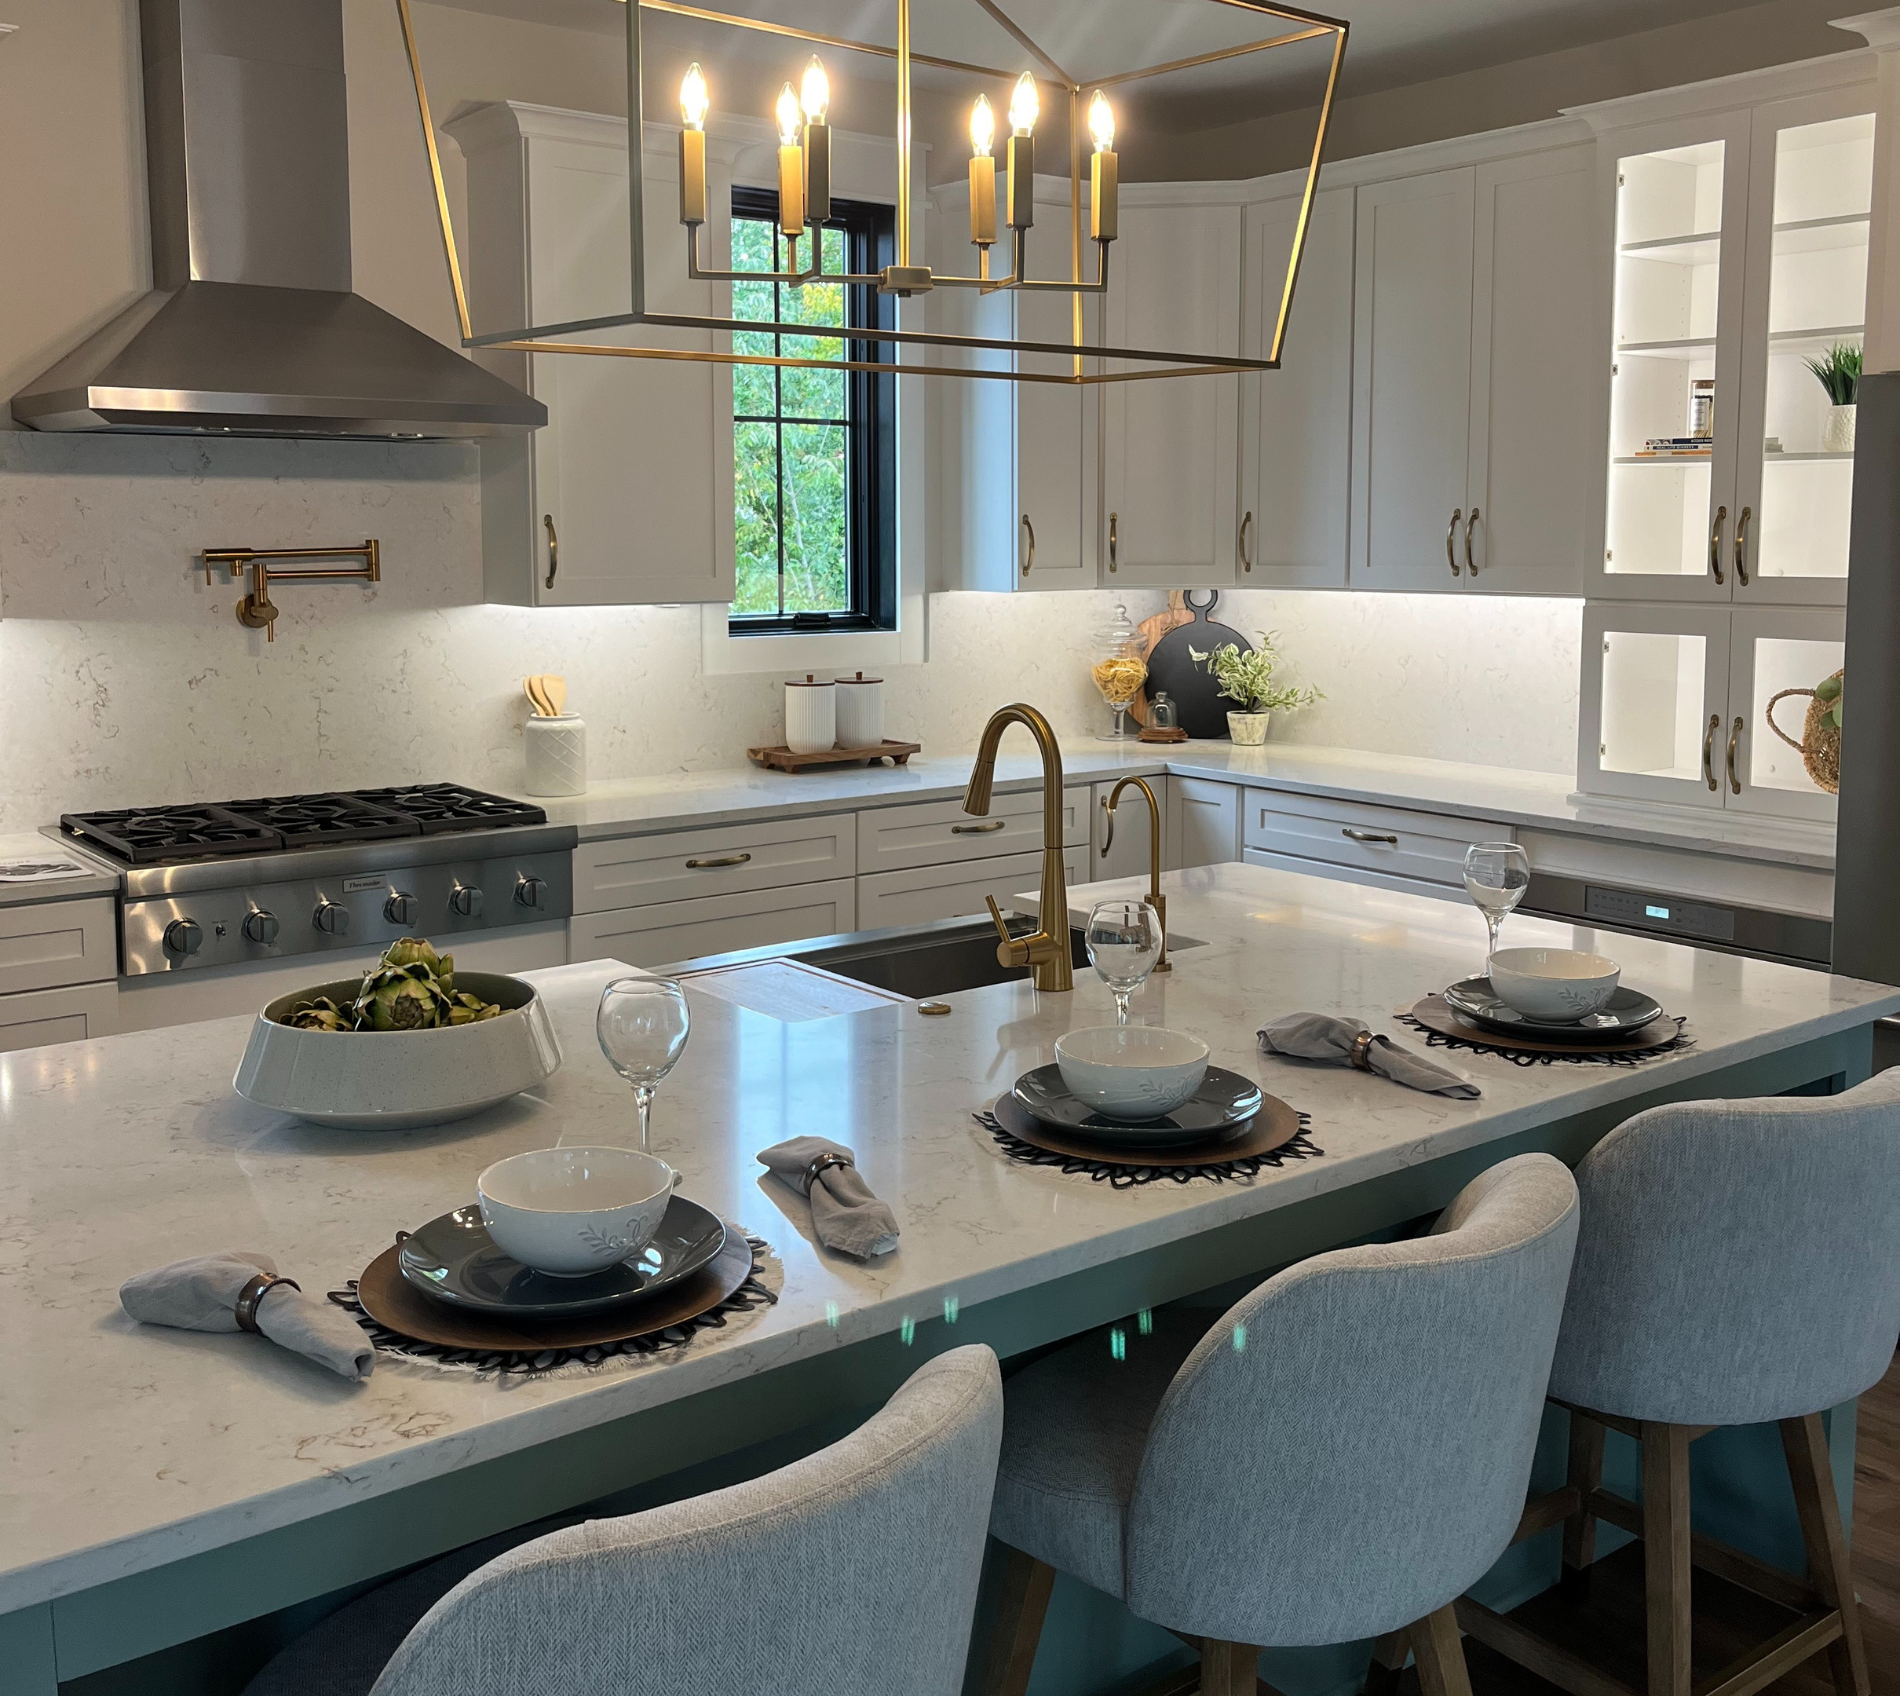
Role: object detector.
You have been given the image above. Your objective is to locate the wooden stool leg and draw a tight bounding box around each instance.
[1782,1412,1871,1696]
[1641,1422,1693,1696]
[1363,1631,1408,1696]
[1563,1408,1608,1593]
[1199,1638,1263,1696]
[1408,1606,1474,1696]
[978,1544,1056,1696]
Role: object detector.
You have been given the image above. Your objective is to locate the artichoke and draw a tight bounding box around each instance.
[275,936,500,1032]
[447,992,502,1025]
[381,938,443,973]
[362,975,444,1032]
[286,997,351,1032]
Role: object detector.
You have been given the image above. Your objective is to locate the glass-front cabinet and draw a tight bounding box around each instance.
[1592,87,1873,605]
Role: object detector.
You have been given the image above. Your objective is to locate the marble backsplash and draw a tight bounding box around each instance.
[0,433,1581,833]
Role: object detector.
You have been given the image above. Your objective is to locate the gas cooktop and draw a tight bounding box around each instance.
[61,784,548,866]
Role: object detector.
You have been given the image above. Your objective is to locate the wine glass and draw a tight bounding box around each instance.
[1464,843,1531,977]
[1085,899,1164,1025]
[596,977,691,1150]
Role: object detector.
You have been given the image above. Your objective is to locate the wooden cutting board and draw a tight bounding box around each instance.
[1129,593,1193,726]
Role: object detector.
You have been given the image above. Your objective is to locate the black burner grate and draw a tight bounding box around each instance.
[352,784,547,835]
[220,793,419,851]
[60,805,279,865]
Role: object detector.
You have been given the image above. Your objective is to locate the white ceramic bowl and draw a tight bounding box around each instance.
[233,972,562,1130]
[1054,1025,1210,1122]
[1486,948,1622,1024]
[478,1145,680,1276]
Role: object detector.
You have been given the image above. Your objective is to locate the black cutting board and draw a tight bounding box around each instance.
[1142,592,1253,739]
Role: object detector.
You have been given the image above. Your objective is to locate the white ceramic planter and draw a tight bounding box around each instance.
[234,972,563,1129]
[523,713,587,796]
[834,671,885,748]
[1823,404,1857,454]
[1227,711,1271,746]
[784,676,837,753]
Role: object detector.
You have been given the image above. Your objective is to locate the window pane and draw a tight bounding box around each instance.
[781,358,845,420]
[780,423,850,613]
[732,218,777,278]
[733,420,781,617]
[732,330,776,417]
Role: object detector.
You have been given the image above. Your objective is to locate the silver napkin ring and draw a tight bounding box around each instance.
[1348,1030,1377,1072]
[803,1150,854,1195]
[234,1273,300,1333]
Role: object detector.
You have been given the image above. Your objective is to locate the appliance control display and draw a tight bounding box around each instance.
[1585,885,1737,943]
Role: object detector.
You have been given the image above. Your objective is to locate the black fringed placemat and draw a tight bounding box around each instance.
[976,1106,1322,1187]
[1399,997,1695,1069]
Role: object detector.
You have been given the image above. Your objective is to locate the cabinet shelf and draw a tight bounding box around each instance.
[1613,454,1711,465]
[1619,231,1721,266]
[1614,335,1716,358]
[1766,322,1864,352]
[1772,213,1870,255]
[1763,451,1854,464]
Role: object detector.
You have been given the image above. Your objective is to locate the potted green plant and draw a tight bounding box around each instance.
[1804,342,1861,453]
[1189,631,1321,746]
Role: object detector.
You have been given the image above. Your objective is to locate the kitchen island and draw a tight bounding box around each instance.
[4,862,1894,1696]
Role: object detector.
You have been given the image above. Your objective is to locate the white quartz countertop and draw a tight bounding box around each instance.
[0,831,120,907]
[511,741,1836,871]
[5,862,1892,1614]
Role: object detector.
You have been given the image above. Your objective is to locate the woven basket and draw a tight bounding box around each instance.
[1765,671,1842,794]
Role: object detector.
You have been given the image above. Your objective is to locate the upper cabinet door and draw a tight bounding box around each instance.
[1239,185,1354,589]
[1464,147,1596,594]
[1730,90,1874,609]
[1350,168,1477,593]
[1101,195,1243,588]
[1590,112,1753,603]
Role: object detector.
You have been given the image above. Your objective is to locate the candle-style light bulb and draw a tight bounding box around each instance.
[1087,88,1118,244]
[1088,88,1115,153]
[1008,71,1039,137]
[679,62,709,130]
[775,81,801,148]
[970,92,995,158]
[800,54,830,122]
[775,82,806,239]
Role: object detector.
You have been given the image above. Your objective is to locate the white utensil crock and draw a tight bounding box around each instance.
[785,676,837,754]
[524,712,587,796]
[834,671,885,749]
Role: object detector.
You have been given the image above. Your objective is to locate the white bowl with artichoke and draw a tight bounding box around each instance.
[233,939,563,1130]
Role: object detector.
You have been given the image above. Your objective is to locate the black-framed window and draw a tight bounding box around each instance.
[729,188,897,633]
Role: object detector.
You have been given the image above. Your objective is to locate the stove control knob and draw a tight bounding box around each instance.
[449,884,484,919]
[242,909,280,945]
[313,899,350,936]
[163,918,203,957]
[514,876,548,910]
[384,892,418,927]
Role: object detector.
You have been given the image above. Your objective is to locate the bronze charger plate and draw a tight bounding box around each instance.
[1408,994,1684,1059]
[991,1088,1303,1168]
[356,1225,755,1352]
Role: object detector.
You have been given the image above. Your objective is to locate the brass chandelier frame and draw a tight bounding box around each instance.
[396,0,1347,386]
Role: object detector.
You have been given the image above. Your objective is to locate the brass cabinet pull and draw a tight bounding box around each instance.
[1726,716,1744,795]
[1464,507,1480,575]
[1709,505,1727,586]
[685,852,752,869]
[1702,713,1720,791]
[1446,509,1463,577]
[1020,513,1035,577]
[1735,505,1751,587]
[1108,511,1119,572]
[543,513,559,590]
[1342,827,1400,845]
[952,819,1008,835]
[1239,510,1254,573]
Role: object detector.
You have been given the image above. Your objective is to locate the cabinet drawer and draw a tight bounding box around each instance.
[856,848,1090,932]
[0,980,120,1053]
[569,879,857,970]
[0,898,117,995]
[574,816,856,914]
[855,789,1088,876]
[1242,791,1501,887]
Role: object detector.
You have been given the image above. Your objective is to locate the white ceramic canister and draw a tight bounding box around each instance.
[834,670,885,749]
[784,675,837,754]
[523,712,587,796]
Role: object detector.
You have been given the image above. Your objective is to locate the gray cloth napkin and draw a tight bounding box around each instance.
[120,1250,375,1381]
[1259,1012,1481,1100]
[758,1137,899,1260]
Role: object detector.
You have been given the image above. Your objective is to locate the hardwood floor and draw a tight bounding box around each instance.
[1415,1350,1900,1696]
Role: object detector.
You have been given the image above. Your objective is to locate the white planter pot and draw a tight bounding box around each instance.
[1227,711,1271,746]
[1823,404,1857,454]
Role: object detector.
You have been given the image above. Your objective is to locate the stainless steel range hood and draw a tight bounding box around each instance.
[10,0,544,439]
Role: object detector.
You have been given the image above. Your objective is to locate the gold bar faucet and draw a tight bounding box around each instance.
[964,703,1073,993]
[1101,775,1169,972]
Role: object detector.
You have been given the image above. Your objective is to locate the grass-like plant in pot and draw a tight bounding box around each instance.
[1189,631,1321,746]
[1805,342,1862,453]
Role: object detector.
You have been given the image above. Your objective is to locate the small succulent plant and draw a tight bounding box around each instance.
[1804,343,1861,407]
[1189,631,1322,715]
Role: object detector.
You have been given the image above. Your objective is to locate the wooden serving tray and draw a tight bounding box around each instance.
[748,740,920,772]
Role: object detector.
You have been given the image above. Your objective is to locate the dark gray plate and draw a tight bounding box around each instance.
[398,1195,726,1317]
[1012,1063,1263,1145]
[1443,977,1667,1040]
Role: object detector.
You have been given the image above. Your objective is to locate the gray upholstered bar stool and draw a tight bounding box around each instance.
[242,1345,1003,1696]
[1459,1068,1900,1696]
[980,1153,1580,1696]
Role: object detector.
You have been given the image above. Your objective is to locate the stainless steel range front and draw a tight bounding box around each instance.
[56,785,577,977]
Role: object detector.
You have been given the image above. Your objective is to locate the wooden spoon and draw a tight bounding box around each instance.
[541,675,568,716]
[524,676,554,717]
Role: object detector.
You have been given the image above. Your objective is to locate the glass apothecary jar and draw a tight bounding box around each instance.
[1090,604,1149,742]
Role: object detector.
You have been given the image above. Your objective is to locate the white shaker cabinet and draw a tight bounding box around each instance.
[1168,777,1242,870]
[450,103,732,608]
[1100,190,1244,588]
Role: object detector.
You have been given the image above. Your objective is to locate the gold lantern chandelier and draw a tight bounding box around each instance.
[397,0,1347,386]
